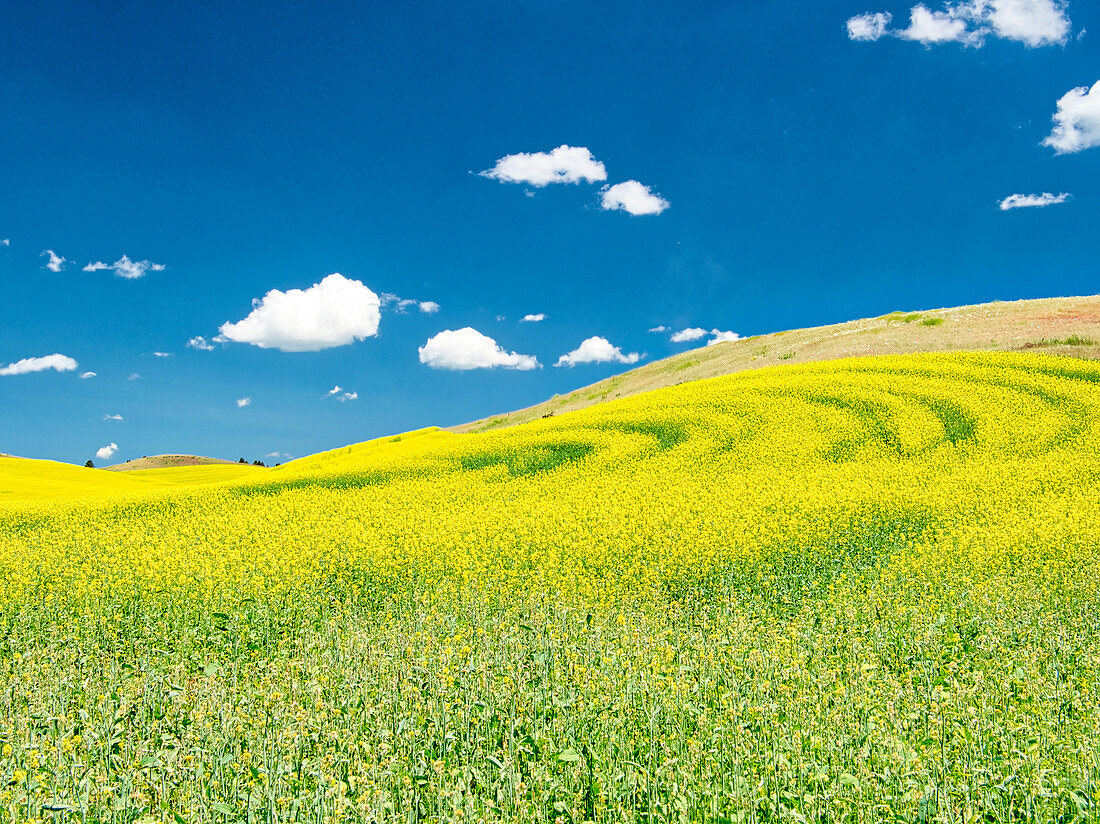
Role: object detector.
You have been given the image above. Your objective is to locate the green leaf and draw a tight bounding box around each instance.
[557,749,582,762]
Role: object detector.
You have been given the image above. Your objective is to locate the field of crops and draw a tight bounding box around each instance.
[2,351,1099,823]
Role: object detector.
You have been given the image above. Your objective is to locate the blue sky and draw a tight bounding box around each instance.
[1,0,1097,465]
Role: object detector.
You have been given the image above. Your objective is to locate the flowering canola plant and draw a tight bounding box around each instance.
[1,351,1099,822]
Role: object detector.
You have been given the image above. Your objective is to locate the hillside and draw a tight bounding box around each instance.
[454,294,1100,432]
[106,454,245,471]
[3,350,1099,820]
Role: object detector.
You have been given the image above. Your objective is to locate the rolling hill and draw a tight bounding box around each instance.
[454,293,1100,432]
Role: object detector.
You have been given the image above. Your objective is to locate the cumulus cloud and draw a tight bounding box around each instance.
[849,0,1071,47]
[707,329,741,346]
[103,413,124,421]
[648,325,669,333]
[326,385,359,402]
[237,397,251,408]
[95,442,118,461]
[599,180,670,216]
[555,337,641,367]
[1042,82,1100,154]
[0,353,79,376]
[187,336,216,351]
[418,328,540,371]
[898,4,975,43]
[670,327,708,343]
[481,145,607,187]
[521,313,546,323]
[998,192,1070,210]
[83,255,165,279]
[1,239,9,247]
[79,371,96,379]
[219,273,381,352]
[847,11,893,39]
[41,249,66,272]
[418,301,441,313]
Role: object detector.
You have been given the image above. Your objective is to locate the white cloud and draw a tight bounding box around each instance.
[325,385,358,401]
[83,255,165,279]
[1,239,9,247]
[187,336,216,351]
[670,327,708,343]
[555,336,641,367]
[79,371,96,379]
[95,442,118,461]
[382,294,441,314]
[648,325,668,333]
[707,329,741,346]
[219,273,381,352]
[418,327,540,371]
[103,413,124,421]
[847,11,892,39]
[599,180,670,216]
[521,313,546,323]
[41,249,66,272]
[998,192,1070,210]
[153,351,172,357]
[265,451,292,459]
[853,0,1070,47]
[0,353,79,376]
[127,373,141,381]
[1042,82,1100,154]
[481,145,607,187]
[898,4,975,44]
[237,397,251,408]
[985,0,1070,46]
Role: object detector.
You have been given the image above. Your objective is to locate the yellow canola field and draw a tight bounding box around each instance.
[1,351,1099,823]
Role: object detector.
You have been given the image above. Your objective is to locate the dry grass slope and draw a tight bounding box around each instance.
[106,454,243,471]
[453,294,1100,433]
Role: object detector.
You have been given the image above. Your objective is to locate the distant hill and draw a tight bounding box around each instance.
[453,294,1100,433]
[106,454,244,471]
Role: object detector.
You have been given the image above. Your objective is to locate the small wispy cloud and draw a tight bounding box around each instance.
[0,353,79,376]
[707,329,741,346]
[998,192,1070,210]
[1,239,9,247]
[95,442,118,461]
[381,293,441,314]
[127,373,141,381]
[555,337,641,367]
[187,336,216,351]
[236,397,251,408]
[83,255,165,279]
[670,327,708,343]
[521,313,546,323]
[326,385,359,402]
[79,371,97,379]
[481,145,607,187]
[103,413,124,422]
[41,250,66,272]
[153,351,172,358]
[847,0,1072,47]
[648,325,668,333]
[265,451,293,460]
